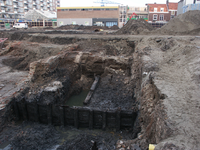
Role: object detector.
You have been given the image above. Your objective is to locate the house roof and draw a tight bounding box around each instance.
[168,2,178,10]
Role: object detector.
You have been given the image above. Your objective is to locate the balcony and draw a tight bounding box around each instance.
[47,5,50,7]
[40,0,43,2]
[1,3,5,6]
[13,0,18,2]
[41,4,43,7]
[24,6,28,9]
[24,1,28,4]
[13,5,18,8]
[14,11,18,13]
[47,0,50,3]
[1,10,5,12]
[33,2,36,5]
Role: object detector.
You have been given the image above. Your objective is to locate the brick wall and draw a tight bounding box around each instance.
[148,13,171,22]
[57,10,119,19]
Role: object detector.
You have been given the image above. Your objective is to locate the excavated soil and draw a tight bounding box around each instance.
[116,19,154,35]
[156,10,200,35]
[0,14,200,150]
[0,121,132,150]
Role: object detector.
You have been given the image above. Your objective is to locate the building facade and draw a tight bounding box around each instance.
[57,6,128,28]
[0,0,60,19]
[177,0,200,15]
[146,1,178,22]
[127,6,148,21]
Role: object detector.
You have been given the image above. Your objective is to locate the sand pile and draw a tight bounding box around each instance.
[159,10,200,35]
[116,19,154,35]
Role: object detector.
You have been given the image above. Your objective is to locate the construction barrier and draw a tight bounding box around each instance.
[14,99,137,130]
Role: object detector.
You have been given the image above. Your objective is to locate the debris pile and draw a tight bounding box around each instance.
[158,10,200,35]
[116,19,154,35]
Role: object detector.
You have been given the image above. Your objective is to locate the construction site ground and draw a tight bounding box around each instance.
[0,10,200,149]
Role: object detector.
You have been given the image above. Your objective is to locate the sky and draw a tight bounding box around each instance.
[60,0,180,7]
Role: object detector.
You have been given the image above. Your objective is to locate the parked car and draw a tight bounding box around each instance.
[13,23,28,29]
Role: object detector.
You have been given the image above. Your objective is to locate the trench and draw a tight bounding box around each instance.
[0,35,145,150]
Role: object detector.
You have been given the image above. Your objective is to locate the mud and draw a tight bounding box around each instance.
[0,121,132,150]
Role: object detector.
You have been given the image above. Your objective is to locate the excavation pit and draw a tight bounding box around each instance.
[1,31,199,150]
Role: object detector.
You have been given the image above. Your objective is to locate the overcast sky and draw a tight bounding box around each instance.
[60,0,180,7]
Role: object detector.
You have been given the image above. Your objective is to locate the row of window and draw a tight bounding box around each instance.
[153,14,164,20]
[152,8,176,15]
[58,8,118,11]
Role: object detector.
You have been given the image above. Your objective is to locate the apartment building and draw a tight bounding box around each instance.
[0,0,60,19]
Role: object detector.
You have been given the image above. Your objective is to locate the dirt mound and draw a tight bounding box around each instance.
[159,10,200,35]
[116,19,154,35]
[110,25,119,30]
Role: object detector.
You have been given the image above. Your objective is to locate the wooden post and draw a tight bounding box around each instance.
[74,107,79,129]
[102,111,106,131]
[35,103,39,122]
[60,106,65,126]
[116,110,121,131]
[47,104,52,125]
[89,110,93,130]
[13,99,20,121]
[22,101,28,120]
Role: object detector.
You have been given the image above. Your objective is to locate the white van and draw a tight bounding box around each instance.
[13,23,28,29]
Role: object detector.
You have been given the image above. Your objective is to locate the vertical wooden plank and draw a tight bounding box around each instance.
[47,104,52,125]
[35,103,39,122]
[89,109,93,130]
[13,99,20,121]
[74,107,79,129]
[116,110,121,131]
[102,111,106,131]
[22,101,28,120]
[60,106,65,126]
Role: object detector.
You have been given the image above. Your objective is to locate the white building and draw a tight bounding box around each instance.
[177,0,200,15]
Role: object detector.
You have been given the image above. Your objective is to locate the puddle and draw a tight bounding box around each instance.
[65,90,89,107]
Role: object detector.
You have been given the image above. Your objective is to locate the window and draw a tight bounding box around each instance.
[160,8,164,12]
[154,8,157,12]
[81,9,88,11]
[69,9,76,11]
[106,8,118,10]
[171,11,175,15]
[160,14,164,20]
[72,21,76,25]
[153,14,157,20]
[18,2,23,7]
